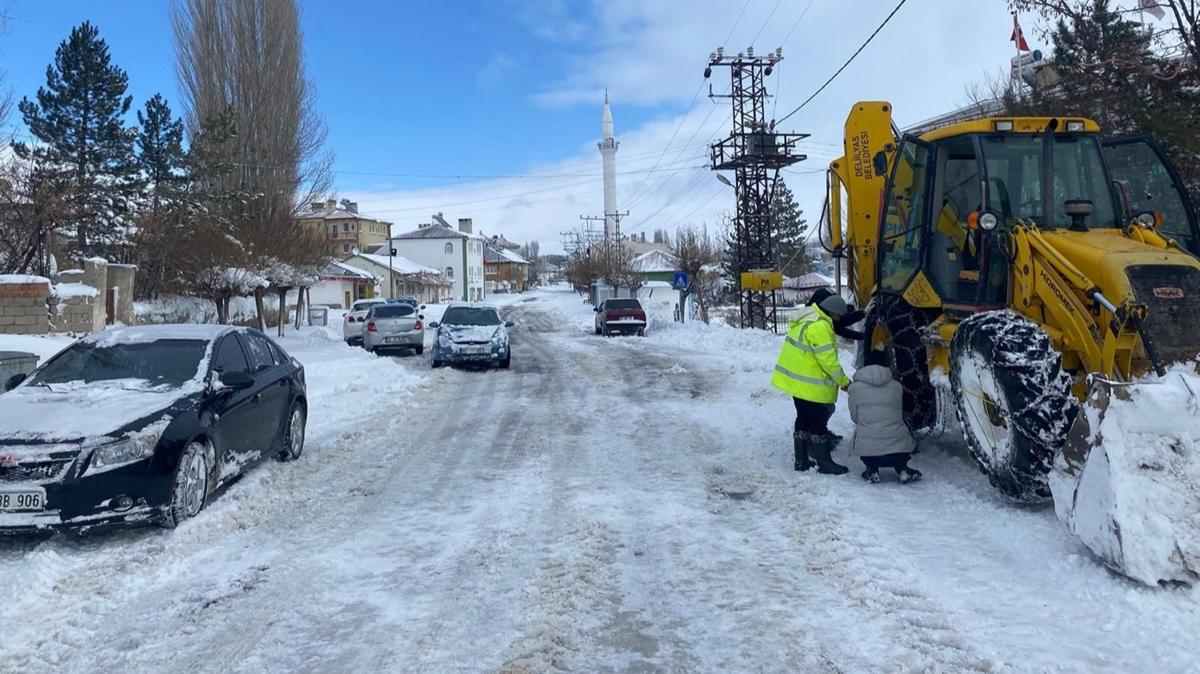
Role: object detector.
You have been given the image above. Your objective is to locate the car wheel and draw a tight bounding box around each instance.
[159,441,209,528]
[594,326,601,335]
[637,328,645,337]
[276,401,306,462]
[431,359,442,368]
[500,353,511,369]
[415,345,424,355]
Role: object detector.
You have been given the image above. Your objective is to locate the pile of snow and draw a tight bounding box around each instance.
[53,283,99,299]
[1050,365,1200,584]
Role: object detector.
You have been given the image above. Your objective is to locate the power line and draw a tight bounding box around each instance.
[749,0,785,47]
[779,0,816,47]
[776,0,909,126]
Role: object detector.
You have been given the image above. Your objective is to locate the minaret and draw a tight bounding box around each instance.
[599,90,619,239]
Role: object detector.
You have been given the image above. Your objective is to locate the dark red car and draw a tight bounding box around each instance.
[594,298,647,337]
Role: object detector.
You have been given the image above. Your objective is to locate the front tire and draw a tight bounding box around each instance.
[415,345,424,355]
[499,353,511,369]
[276,401,306,462]
[949,311,1079,502]
[159,441,209,528]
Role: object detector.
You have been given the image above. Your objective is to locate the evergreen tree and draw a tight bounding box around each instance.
[14,21,139,258]
[771,181,809,276]
[136,94,186,203]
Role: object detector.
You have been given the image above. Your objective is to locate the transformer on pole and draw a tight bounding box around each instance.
[706,46,807,332]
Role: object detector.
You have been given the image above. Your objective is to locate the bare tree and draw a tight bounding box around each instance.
[671,225,721,324]
[172,0,332,324]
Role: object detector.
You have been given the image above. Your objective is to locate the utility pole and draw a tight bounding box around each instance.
[387,222,394,298]
[705,46,807,332]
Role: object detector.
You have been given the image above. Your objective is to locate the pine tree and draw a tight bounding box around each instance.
[771,181,809,276]
[136,94,186,204]
[15,22,139,258]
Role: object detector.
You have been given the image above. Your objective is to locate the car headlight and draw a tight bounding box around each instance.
[491,333,505,348]
[89,433,159,474]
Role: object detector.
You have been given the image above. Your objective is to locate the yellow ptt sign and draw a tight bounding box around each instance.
[740,270,783,291]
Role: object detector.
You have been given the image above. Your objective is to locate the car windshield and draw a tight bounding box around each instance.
[372,305,414,318]
[26,339,208,388]
[441,307,501,326]
[606,299,642,309]
[979,133,1118,229]
[352,301,382,312]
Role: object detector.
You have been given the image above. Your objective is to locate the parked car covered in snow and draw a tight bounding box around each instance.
[429,303,513,369]
[342,298,388,345]
[362,302,424,355]
[0,324,306,533]
[594,298,647,336]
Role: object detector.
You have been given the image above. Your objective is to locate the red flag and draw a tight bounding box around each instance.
[1010,13,1030,51]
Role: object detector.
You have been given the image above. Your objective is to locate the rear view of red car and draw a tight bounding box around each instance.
[594,298,646,337]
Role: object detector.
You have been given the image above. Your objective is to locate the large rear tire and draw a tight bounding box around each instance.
[949,311,1079,502]
[863,294,936,430]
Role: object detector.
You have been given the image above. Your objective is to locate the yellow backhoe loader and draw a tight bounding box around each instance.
[826,102,1200,585]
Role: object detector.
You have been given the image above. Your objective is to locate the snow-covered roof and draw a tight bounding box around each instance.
[395,223,473,240]
[783,272,834,289]
[87,324,236,345]
[301,204,391,225]
[322,260,376,280]
[484,246,529,265]
[347,252,441,276]
[631,249,679,273]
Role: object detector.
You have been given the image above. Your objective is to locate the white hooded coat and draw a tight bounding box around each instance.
[848,364,916,457]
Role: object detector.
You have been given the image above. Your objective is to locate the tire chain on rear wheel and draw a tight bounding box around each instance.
[865,294,937,430]
[949,310,1079,501]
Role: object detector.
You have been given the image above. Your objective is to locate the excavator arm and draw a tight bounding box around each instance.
[1009,223,1161,381]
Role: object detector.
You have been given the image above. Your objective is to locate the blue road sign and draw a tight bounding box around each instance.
[672,272,689,290]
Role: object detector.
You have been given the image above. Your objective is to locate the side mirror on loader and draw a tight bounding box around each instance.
[872,150,888,177]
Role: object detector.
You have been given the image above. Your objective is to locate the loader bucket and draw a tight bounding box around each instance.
[1049,371,1200,585]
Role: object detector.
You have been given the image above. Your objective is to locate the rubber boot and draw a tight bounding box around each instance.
[793,432,814,472]
[810,436,848,475]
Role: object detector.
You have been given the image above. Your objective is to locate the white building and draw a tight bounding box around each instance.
[310,260,377,309]
[387,213,486,302]
[341,252,453,303]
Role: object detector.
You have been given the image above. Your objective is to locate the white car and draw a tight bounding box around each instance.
[342,298,388,345]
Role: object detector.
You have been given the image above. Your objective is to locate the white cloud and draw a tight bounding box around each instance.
[347,0,1031,253]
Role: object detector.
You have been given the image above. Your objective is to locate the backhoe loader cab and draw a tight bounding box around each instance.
[828,102,1200,585]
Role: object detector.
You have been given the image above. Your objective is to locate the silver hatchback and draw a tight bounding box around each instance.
[362,303,425,355]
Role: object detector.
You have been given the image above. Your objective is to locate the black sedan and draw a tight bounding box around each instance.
[0,324,306,533]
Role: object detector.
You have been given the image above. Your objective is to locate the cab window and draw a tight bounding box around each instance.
[1104,138,1199,254]
[879,139,930,292]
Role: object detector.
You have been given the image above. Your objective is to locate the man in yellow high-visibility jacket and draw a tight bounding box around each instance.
[771,293,851,474]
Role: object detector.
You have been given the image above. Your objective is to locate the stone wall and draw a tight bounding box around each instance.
[0,280,50,335]
[107,263,136,324]
[49,288,103,333]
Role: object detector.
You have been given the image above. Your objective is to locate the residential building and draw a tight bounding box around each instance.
[484,245,530,293]
[388,213,486,301]
[298,198,392,258]
[630,249,680,285]
[341,252,453,303]
[310,260,377,308]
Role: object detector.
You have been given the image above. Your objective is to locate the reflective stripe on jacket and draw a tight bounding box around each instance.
[770,305,850,404]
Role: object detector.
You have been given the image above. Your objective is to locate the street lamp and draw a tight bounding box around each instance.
[715,174,735,189]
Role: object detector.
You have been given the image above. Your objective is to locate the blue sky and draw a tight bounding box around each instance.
[0,0,1056,249]
[0,0,647,193]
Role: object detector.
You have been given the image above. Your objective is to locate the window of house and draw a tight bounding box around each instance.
[445,242,454,255]
[342,222,350,232]
[343,243,350,253]
[330,224,338,237]
[445,266,454,279]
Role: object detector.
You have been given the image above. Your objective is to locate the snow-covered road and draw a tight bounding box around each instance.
[3,287,1199,672]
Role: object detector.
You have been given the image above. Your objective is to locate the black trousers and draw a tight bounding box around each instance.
[861,453,911,470]
[792,398,833,437]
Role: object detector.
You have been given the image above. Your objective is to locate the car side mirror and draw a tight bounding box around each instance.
[428,321,440,328]
[420,304,427,310]
[219,370,255,391]
[505,320,515,328]
[4,373,27,391]
[418,314,425,320]
[594,306,601,312]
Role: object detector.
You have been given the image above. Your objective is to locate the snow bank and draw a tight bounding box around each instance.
[1051,365,1200,585]
[0,334,74,362]
[53,283,99,299]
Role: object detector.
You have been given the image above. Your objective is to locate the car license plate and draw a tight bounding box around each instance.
[463,345,488,355]
[0,490,45,512]
[384,337,404,344]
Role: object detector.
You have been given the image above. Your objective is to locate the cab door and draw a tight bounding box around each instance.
[877,136,933,293]
[1103,137,1200,255]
